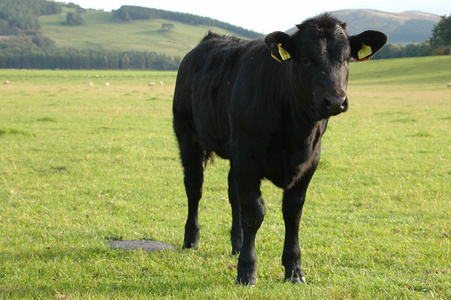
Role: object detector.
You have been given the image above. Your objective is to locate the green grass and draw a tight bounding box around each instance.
[39,8,252,57]
[0,56,450,298]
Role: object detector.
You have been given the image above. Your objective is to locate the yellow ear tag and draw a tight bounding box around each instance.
[358,44,372,60]
[277,43,291,61]
[271,52,282,63]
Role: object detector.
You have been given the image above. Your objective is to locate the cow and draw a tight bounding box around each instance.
[172,14,387,285]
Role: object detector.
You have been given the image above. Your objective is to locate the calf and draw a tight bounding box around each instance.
[173,14,387,285]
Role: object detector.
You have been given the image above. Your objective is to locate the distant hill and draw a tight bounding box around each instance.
[330,10,441,44]
[286,10,440,44]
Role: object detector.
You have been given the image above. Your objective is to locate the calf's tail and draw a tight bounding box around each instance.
[203,151,215,168]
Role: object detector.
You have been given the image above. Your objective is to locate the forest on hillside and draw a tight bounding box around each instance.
[112,6,262,39]
[0,0,61,33]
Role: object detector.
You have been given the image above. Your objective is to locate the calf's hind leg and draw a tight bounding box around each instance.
[174,118,205,250]
[228,170,242,255]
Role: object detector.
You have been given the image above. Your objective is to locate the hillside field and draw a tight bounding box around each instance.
[0,56,450,298]
[39,8,252,58]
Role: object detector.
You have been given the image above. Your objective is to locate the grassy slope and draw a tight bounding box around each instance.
[39,8,252,57]
[0,56,450,298]
[349,56,451,86]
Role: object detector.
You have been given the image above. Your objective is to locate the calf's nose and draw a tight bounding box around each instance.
[325,96,348,115]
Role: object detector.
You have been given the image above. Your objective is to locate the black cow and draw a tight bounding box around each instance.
[173,14,387,285]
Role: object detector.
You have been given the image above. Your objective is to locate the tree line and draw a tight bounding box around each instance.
[0,40,181,70]
[113,5,263,39]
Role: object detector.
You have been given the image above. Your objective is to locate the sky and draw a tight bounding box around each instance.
[65,0,450,33]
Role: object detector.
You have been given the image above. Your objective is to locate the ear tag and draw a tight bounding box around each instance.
[277,43,291,60]
[271,52,282,63]
[358,44,372,60]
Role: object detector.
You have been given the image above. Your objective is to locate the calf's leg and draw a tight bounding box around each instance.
[282,183,307,283]
[232,163,265,286]
[174,116,205,250]
[228,170,242,255]
[182,150,204,250]
[282,167,316,284]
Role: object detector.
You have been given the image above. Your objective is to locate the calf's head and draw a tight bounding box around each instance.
[265,14,387,120]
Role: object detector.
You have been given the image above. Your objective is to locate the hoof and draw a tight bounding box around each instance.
[182,242,199,250]
[235,280,256,287]
[183,244,199,250]
[285,276,306,284]
[235,277,256,286]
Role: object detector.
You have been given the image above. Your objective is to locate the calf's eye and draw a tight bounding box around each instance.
[302,57,311,66]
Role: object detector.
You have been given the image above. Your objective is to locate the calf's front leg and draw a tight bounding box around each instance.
[282,183,306,283]
[232,164,265,286]
[281,166,317,284]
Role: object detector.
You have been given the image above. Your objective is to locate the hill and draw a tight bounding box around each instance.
[38,8,260,58]
[286,10,440,44]
[330,10,441,44]
[0,2,264,70]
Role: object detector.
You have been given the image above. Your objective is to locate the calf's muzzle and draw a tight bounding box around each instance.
[325,95,348,115]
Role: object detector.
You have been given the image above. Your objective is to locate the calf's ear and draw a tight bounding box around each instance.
[265,31,295,63]
[349,31,387,61]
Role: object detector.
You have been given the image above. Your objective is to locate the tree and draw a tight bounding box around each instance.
[430,15,451,49]
[120,53,130,69]
[32,33,55,47]
[64,12,84,26]
[162,23,174,31]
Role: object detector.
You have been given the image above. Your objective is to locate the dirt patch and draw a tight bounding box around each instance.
[108,240,176,252]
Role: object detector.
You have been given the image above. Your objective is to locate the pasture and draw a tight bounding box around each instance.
[0,56,450,299]
[38,8,253,58]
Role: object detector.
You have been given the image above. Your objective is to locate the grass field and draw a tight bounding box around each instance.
[38,8,253,58]
[0,56,450,299]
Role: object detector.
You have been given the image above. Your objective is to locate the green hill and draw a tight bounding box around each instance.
[0,3,263,70]
[38,7,260,58]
